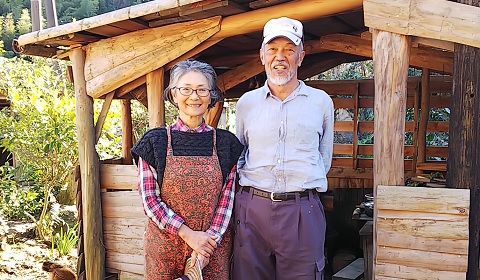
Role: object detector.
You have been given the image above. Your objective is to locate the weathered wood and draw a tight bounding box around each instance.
[17,0,205,46]
[146,67,165,128]
[121,100,133,164]
[116,76,146,98]
[69,48,105,280]
[319,33,453,74]
[30,0,41,31]
[364,0,480,49]
[377,186,469,215]
[205,101,223,127]
[372,29,411,279]
[372,30,411,187]
[100,164,137,190]
[95,91,114,144]
[376,185,469,279]
[447,2,480,275]
[377,231,468,255]
[417,69,430,166]
[376,262,466,280]
[85,17,221,98]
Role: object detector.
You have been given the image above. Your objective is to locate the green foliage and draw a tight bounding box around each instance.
[0,163,43,220]
[53,223,79,256]
[0,56,77,239]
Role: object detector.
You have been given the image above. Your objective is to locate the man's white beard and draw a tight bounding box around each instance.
[267,70,295,86]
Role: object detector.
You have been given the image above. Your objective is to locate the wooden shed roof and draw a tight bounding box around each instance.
[13,0,454,100]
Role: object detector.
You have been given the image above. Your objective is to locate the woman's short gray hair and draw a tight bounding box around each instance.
[164,60,223,109]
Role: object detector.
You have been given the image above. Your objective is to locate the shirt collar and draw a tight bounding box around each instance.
[261,80,308,99]
[171,117,211,132]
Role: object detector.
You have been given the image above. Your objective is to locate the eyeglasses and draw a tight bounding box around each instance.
[174,87,212,97]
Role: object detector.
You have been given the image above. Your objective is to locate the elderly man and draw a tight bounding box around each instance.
[233,17,334,280]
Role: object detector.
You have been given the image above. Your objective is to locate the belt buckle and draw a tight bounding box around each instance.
[270,192,282,202]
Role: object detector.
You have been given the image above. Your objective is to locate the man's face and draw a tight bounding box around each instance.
[260,37,305,86]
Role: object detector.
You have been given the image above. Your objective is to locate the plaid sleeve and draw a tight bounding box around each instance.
[138,157,185,235]
[206,165,236,243]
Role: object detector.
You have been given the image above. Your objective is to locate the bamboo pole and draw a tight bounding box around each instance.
[146,67,165,128]
[69,47,105,280]
[372,29,411,279]
[121,100,133,164]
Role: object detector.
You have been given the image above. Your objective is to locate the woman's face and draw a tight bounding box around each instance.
[172,71,212,121]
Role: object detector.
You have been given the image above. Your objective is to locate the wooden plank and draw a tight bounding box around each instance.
[85,17,221,98]
[106,255,144,275]
[364,0,480,49]
[327,168,373,179]
[119,271,144,280]
[376,262,466,279]
[319,33,453,74]
[100,164,137,190]
[332,258,364,280]
[105,234,144,256]
[377,217,468,240]
[377,231,468,255]
[103,217,146,240]
[377,186,469,215]
[416,162,447,172]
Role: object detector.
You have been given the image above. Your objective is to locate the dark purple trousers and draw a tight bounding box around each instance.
[232,187,326,280]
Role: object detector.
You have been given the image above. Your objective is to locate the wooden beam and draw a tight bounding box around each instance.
[116,76,146,98]
[17,0,205,46]
[217,57,264,92]
[146,68,165,128]
[417,69,430,167]
[447,23,480,277]
[121,100,133,165]
[95,91,114,144]
[205,101,224,128]
[319,34,453,74]
[69,47,105,280]
[364,0,480,49]
[372,29,411,279]
[165,0,363,70]
[85,16,221,99]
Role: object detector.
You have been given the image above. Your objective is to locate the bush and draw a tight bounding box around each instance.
[0,163,43,220]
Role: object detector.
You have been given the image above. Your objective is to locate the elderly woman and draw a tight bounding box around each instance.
[131,60,243,280]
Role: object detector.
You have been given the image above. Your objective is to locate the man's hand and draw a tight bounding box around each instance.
[178,225,218,258]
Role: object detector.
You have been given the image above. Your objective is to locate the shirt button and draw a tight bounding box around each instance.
[277,160,281,163]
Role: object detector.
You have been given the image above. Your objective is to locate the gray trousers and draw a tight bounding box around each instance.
[232,187,326,280]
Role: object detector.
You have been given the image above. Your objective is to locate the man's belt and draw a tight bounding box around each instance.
[241,186,314,202]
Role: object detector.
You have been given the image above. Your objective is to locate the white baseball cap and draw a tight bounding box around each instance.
[262,17,303,46]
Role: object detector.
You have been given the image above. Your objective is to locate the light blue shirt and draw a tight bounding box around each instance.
[236,81,334,193]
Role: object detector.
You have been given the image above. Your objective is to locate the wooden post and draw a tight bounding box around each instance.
[417,69,430,170]
[69,48,105,280]
[448,18,480,279]
[353,83,359,169]
[372,29,411,278]
[146,68,165,128]
[30,0,42,31]
[44,0,58,28]
[122,100,133,164]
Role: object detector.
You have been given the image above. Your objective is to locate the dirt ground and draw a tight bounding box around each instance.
[0,222,78,280]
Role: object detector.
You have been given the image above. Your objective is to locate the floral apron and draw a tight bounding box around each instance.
[145,128,232,280]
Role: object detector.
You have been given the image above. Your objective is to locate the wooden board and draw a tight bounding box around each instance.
[102,191,146,276]
[100,164,138,190]
[375,185,469,279]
